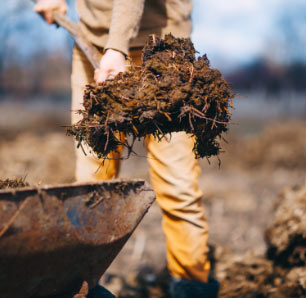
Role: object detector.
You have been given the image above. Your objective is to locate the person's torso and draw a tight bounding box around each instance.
[76,0,192,48]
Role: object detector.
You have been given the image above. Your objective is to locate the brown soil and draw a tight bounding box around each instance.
[219,185,306,297]
[0,132,74,185]
[69,34,233,159]
[266,185,306,268]
[222,122,306,171]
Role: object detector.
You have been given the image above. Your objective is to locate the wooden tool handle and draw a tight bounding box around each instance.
[52,11,102,69]
[31,0,101,68]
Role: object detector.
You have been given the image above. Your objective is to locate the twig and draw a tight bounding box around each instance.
[0,198,29,239]
[104,130,110,152]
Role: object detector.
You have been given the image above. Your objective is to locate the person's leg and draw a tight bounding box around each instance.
[71,46,121,182]
[146,133,211,283]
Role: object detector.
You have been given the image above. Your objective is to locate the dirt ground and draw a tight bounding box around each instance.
[0,101,306,297]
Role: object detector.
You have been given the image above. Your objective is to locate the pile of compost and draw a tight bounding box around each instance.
[266,185,306,268]
[0,178,29,190]
[219,185,306,297]
[68,34,233,159]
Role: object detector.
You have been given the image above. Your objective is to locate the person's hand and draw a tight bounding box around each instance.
[34,0,67,24]
[94,49,126,84]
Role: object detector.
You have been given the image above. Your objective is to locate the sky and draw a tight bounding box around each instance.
[1,0,306,71]
[192,0,306,69]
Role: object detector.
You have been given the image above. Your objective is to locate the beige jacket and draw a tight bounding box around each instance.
[76,0,192,55]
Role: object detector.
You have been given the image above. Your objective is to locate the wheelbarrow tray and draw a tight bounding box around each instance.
[0,179,155,298]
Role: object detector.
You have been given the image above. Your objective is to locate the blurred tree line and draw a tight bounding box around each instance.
[0,0,306,98]
[227,59,306,93]
[0,0,74,98]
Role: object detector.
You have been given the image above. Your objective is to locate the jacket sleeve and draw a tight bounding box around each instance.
[104,0,145,56]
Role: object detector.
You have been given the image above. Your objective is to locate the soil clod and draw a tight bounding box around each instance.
[68,34,233,159]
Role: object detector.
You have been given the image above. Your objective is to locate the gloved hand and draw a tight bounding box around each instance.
[94,49,126,85]
[34,0,67,24]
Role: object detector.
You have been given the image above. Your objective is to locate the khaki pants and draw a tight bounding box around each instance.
[71,46,210,282]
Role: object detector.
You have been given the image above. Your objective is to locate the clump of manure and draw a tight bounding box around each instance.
[68,34,234,160]
[0,178,29,190]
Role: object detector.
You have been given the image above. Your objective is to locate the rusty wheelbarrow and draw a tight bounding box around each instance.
[0,179,155,297]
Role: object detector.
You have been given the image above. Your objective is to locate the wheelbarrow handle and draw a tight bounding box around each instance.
[51,11,102,69]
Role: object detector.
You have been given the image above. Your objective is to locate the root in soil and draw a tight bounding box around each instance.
[0,178,29,190]
[68,34,233,160]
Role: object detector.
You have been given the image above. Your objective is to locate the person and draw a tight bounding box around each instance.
[34,0,220,297]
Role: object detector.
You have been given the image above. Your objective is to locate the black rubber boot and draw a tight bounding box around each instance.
[87,284,116,298]
[169,277,220,298]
